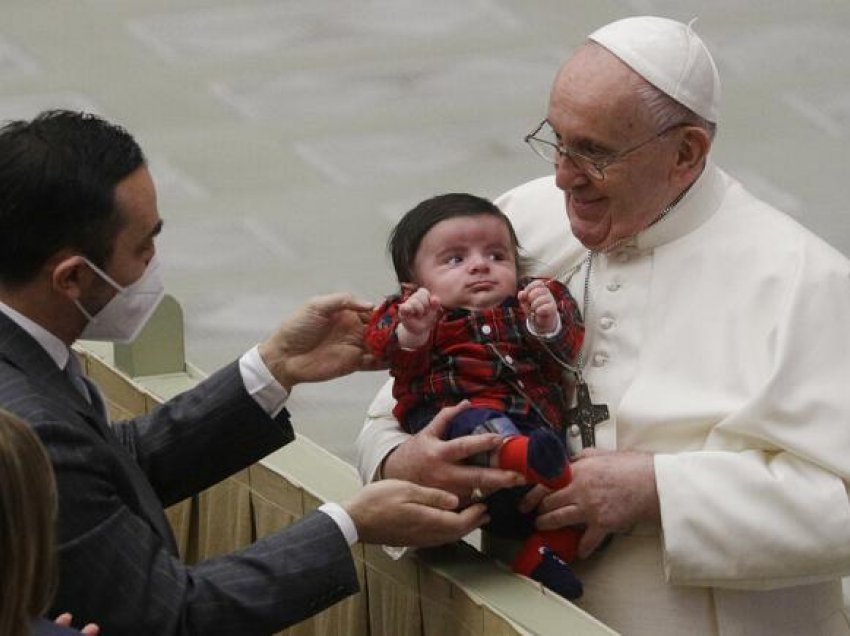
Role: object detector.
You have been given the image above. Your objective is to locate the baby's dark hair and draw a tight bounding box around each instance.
[388,193,523,284]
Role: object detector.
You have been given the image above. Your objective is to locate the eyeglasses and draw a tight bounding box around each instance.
[524,120,689,180]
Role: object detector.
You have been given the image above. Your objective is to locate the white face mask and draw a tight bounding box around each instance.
[74,255,165,343]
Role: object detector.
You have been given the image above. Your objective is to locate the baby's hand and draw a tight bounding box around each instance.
[397,287,441,349]
[519,280,559,335]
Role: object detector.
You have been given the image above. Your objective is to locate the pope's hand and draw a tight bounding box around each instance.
[259,293,377,390]
[381,401,526,499]
[532,449,660,557]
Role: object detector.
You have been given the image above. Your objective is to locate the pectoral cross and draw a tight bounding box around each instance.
[565,381,609,448]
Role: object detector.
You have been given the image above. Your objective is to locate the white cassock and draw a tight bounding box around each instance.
[356,161,850,636]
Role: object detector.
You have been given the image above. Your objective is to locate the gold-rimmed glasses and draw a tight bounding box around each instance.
[524,120,689,180]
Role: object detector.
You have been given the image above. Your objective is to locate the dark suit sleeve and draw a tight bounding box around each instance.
[54,496,358,635]
[36,361,359,635]
[111,361,293,507]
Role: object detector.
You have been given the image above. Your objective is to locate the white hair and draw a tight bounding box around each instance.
[634,78,717,140]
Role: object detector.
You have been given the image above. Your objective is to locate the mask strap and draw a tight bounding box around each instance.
[81,257,125,293]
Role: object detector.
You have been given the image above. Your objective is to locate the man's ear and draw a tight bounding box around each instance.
[400,282,419,295]
[50,253,90,300]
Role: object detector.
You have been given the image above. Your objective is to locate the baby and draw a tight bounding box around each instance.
[365,193,585,599]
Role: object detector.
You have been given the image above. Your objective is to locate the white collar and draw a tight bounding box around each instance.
[633,160,725,252]
[0,300,70,369]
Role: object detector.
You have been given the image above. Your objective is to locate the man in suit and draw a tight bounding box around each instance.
[0,110,502,636]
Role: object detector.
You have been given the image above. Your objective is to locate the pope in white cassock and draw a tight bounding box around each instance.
[356,15,850,636]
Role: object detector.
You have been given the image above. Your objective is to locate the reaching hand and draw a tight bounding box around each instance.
[345,478,490,547]
[381,401,526,499]
[259,293,378,390]
[518,279,558,335]
[397,287,442,349]
[532,449,660,557]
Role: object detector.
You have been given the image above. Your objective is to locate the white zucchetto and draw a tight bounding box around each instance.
[588,16,721,123]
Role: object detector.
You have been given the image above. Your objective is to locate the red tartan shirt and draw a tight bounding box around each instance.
[365,277,584,433]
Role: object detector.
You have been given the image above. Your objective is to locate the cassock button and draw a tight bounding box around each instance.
[481,324,492,336]
[606,281,621,292]
[599,317,614,330]
[593,352,608,367]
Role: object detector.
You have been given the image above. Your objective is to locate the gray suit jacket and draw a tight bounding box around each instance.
[0,312,359,635]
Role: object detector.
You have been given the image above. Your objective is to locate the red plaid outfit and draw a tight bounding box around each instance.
[365,277,584,433]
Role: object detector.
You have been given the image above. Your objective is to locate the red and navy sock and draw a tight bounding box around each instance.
[512,530,583,600]
[497,429,569,489]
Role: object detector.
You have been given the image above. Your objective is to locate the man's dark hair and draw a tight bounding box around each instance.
[389,192,522,284]
[0,110,146,286]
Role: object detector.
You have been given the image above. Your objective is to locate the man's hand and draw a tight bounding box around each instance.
[259,293,377,390]
[518,279,558,334]
[397,287,442,350]
[381,401,526,498]
[345,478,490,547]
[531,449,660,557]
[54,613,99,635]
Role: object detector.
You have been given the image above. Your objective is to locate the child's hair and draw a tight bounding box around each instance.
[0,409,58,636]
[388,193,523,284]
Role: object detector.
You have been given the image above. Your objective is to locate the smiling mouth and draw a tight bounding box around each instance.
[568,193,607,217]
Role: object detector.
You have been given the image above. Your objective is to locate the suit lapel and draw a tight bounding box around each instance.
[0,312,113,439]
[0,312,179,555]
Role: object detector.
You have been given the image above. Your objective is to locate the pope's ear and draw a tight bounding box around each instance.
[50,253,89,300]
[674,126,711,176]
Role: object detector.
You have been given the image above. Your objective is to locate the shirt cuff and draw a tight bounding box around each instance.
[239,345,289,418]
[319,502,359,546]
[526,313,562,339]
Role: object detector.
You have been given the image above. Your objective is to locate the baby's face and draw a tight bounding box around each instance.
[411,215,518,310]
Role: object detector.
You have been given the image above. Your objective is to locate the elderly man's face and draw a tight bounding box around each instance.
[546,44,683,251]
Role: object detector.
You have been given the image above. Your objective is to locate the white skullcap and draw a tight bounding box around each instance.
[588,16,721,123]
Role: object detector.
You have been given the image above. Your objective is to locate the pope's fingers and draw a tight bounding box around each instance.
[538,479,577,512]
[517,483,550,514]
[441,429,503,462]
[577,526,609,559]
[535,502,583,531]
[422,400,472,438]
[442,462,526,492]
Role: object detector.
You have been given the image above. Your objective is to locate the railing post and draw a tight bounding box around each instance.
[113,293,186,377]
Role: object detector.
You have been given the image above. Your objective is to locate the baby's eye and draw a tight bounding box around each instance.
[489,251,507,261]
[446,255,463,266]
